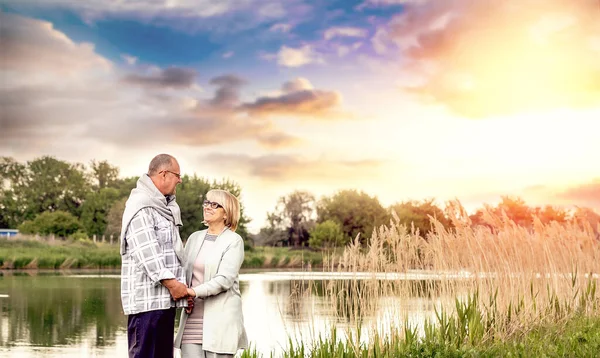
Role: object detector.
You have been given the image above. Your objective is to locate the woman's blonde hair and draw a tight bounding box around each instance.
[205,189,241,232]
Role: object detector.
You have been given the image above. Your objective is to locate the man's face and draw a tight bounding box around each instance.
[158,160,182,196]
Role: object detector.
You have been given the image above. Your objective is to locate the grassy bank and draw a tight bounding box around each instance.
[241,309,600,357]
[0,238,121,269]
[0,238,329,269]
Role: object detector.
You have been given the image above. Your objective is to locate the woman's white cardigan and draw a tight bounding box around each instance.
[174,228,248,354]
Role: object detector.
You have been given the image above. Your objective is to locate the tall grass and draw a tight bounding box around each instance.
[275,201,600,356]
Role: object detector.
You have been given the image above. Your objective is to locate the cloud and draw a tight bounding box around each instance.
[356,0,425,11]
[241,78,343,118]
[122,67,198,89]
[276,45,320,67]
[0,12,115,150]
[222,51,234,59]
[387,0,600,118]
[208,74,247,107]
[371,27,390,54]
[557,179,600,209]
[324,26,368,40]
[281,77,314,93]
[270,23,292,33]
[461,180,600,213]
[0,12,111,76]
[256,133,304,149]
[1,0,308,33]
[121,54,138,65]
[334,42,363,57]
[0,12,298,154]
[204,153,383,181]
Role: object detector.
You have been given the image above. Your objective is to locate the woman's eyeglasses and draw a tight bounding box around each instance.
[203,200,223,210]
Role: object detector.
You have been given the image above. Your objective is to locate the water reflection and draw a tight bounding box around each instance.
[0,270,448,357]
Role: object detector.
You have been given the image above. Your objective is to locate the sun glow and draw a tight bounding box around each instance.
[402,0,600,118]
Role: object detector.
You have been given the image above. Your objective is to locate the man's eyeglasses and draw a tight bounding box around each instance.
[203,200,223,210]
[161,170,181,179]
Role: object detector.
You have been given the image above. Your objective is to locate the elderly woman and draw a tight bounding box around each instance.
[174,189,248,358]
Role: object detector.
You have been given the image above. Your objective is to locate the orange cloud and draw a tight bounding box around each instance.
[256,133,304,149]
[241,78,344,119]
[557,179,600,209]
[205,153,383,182]
[390,0,600,118]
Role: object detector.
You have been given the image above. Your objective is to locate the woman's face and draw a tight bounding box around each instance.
[203,199,226,225]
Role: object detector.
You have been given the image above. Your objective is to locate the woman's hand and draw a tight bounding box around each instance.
[185,295,194,314]
[184,288,196,314]
[187,287,196,297]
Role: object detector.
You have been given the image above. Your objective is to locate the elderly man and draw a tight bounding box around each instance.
[120,153,188,358]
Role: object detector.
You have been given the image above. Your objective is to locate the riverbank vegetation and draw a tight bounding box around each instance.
[0,237,328,269]
[0,238,120,269]
[247,204,600,357]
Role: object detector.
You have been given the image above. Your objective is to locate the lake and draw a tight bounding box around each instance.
[0,269,449,357]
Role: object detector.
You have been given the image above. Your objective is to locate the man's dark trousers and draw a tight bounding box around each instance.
[128,307,176,358]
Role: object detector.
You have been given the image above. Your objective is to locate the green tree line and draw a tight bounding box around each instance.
[2,156,598,250]
[255,190,600,249]
[0,156,249,242]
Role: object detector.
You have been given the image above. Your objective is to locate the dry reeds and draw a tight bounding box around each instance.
[299,200,600,353]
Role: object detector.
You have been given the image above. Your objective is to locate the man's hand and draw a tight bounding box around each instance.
[161,279,188,300]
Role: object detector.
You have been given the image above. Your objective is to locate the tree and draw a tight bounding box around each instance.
[90,160,120,189]
[389,199,452,238]
[175,176,251,243]
[252,213,288,246]
[533,205,568,224]
[309,220,347,249]
[495,196,533,226]
[0,156,91,226]
[0,157,30,228]
[210,179,251,242]
[113,176,138,197]
[18,211,82,237]
[80,188,121,237]
[105,197,127,238]
[176,175,212,241]
[317,189,387,245]
[266,190,316,247]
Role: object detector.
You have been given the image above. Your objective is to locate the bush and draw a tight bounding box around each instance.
[308,220,348,249]
[244,256,265,268]
[69,230,89,241]
[17,211,82,238]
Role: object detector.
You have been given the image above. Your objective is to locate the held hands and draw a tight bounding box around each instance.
[185,288,196,314]
[162,279,188,300]
[187,287,196,297]
[162,279,197,314]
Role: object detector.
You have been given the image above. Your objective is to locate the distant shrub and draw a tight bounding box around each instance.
[309,220,348,249]
[244,256,265,268]
[69,230,89,241]
[17,211,82,238]
[12,256,34,269]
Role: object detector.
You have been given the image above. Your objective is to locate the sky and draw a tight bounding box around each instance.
[1,0,599,233]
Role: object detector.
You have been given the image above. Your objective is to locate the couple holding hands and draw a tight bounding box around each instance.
[120,154,247,358]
